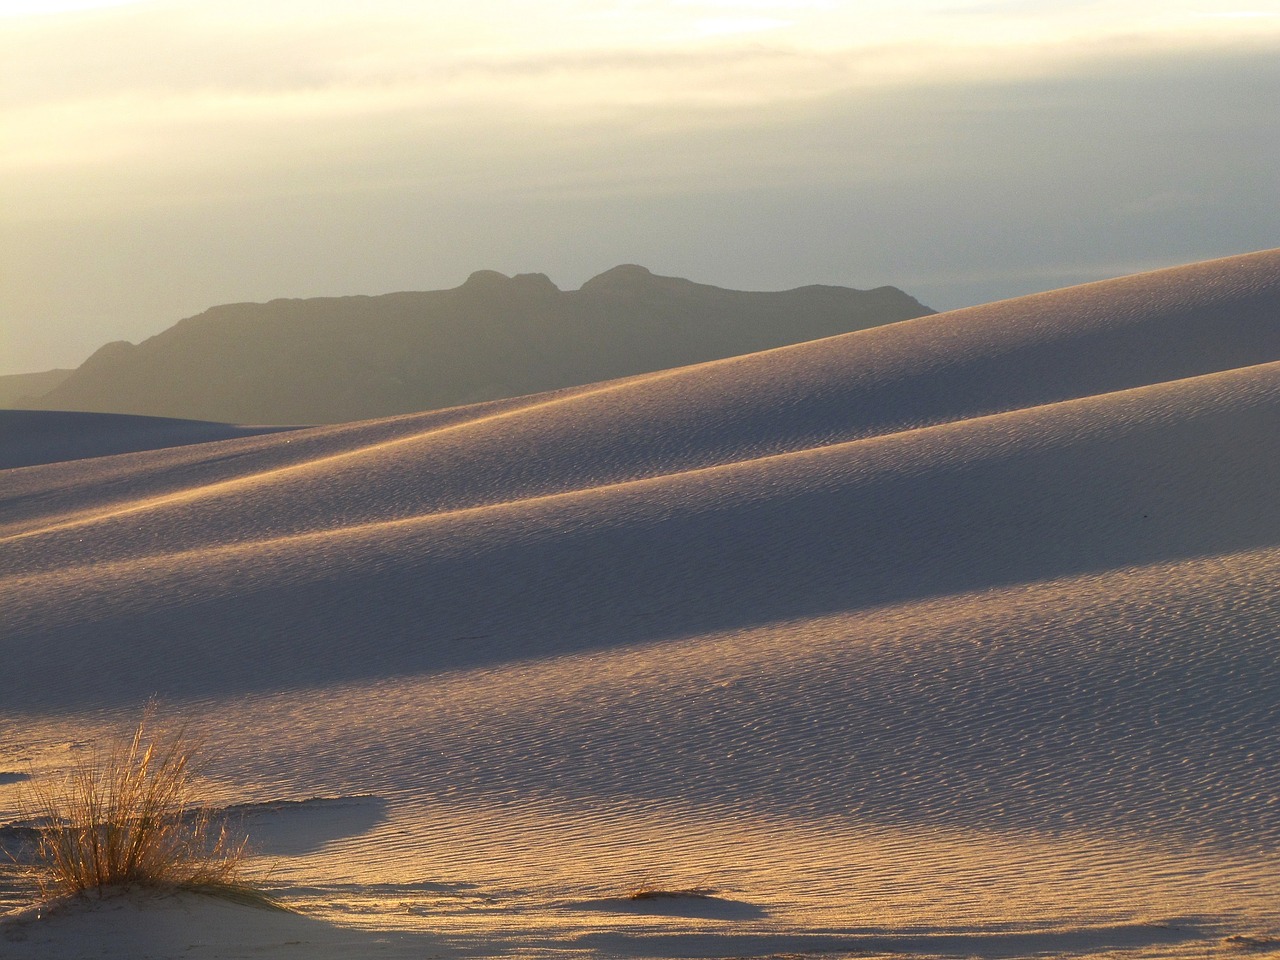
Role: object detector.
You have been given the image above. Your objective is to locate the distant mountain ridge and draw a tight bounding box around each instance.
[16,265,933,425]
[0,368,72,408]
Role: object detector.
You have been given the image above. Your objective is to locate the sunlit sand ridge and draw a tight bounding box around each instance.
[2,249,1278,958]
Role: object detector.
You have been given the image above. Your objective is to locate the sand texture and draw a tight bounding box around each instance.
[2,249,1278,958]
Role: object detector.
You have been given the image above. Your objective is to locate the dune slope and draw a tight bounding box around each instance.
[2,249,1279,959]
[0,409,301,470]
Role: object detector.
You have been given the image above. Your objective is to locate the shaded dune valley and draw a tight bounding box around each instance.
[2,249,1280,959]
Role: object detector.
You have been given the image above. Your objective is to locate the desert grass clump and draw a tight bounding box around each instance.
[20,709,250,900]
[627,880,716,901]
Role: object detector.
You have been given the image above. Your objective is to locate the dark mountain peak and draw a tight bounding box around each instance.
[460,269,511,290]
[512,272,560,294]
[80,340,137,370]
[596,263,653,280]
[579,264,666,294]
[22,268,935,424]
[459,270,561,298]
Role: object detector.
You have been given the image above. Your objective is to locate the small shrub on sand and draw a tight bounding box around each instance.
[628,880,716,900]
[20,708,252,900]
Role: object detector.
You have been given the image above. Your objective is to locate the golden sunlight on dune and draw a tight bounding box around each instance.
[2,250,1279,958]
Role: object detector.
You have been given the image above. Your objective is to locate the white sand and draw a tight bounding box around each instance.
[0,409,299,470]
[2,249,1278,958]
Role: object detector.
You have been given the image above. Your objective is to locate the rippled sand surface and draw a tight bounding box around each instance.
[3,250,1278,959]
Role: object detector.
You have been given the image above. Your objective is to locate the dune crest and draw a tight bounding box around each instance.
[3,250,1279,959]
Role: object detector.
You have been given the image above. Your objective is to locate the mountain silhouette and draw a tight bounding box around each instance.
[18,266,932,424]
[0,368,72,408]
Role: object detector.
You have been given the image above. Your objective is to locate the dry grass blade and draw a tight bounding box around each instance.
[19,706,253,901]
[627,879,717,900]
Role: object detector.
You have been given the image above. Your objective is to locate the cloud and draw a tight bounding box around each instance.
[0,0,151,14]
[1,4,1277,374]
[7,0,1277,111]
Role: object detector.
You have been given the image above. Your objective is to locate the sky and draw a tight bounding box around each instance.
[2,0,1278,376]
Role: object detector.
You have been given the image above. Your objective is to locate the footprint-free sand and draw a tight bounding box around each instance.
[3,249,1278,958]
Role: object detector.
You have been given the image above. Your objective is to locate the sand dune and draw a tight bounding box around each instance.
[0,409,300,470]
[2,249,1278,958]
[4,358,1279,708]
